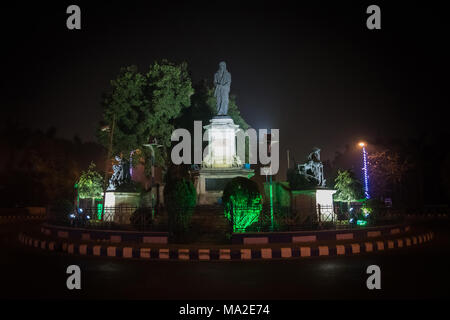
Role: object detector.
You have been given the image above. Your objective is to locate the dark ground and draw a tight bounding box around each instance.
[0,220,449,300]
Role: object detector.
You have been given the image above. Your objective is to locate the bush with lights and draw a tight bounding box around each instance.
[222,177,263,232]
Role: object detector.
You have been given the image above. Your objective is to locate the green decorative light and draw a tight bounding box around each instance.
[225,197,262,232]
[356,219,367,226]
[269,179,274,230]
[97,203,103,220]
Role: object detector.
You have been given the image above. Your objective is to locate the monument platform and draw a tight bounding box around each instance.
[196,167,254,205]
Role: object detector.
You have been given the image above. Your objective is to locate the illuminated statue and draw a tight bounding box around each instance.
[107,156,131,191]
[214,61,231,116]
[298,147,326,187]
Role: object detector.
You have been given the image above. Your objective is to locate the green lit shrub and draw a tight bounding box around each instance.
[77,162,104,200]
[223,177,262,232]
[164,178,197,237]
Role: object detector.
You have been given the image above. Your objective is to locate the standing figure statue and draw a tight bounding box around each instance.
[214,61,231,116]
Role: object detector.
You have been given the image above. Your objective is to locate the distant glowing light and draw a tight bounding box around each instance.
[69,213,76,219]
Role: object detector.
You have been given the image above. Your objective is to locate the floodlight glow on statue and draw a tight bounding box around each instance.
[214,61,231,116]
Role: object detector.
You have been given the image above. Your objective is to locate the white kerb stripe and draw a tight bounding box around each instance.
[198,249,210,260]
[107,246,116,257]
[300,247,311,257]
[241,249,251,260]
[159,248,169,259]
[318,246,329,256]
[93,245,101,256]
[123,247,133,258]
[178,249,190,260]
[219,249,231,260]
[261,248,272,259]
[79,244,87,255]
[140,248,151,258]
[336,245,345,255]
[351,243,360,254]
[281,248,292,258]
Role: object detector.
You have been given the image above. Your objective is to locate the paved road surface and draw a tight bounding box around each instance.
[1,221,449,299]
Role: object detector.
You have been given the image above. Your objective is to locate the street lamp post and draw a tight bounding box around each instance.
[358,142,370,199]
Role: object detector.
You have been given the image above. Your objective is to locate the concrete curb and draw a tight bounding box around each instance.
[18,230,435,262]
[40,224,168,244]
[0,215,46,222]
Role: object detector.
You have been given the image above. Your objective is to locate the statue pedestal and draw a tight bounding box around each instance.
[103,191,140,224]
[203,116,240,168]
[195,116,253,205]
[196,167,254,205]
[290,188,337,223]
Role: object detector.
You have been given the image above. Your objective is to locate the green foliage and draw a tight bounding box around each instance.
[287,168,318,190]
[146,60,194,148]
[77,162,104,199]
[99,61,193,170]
[164,178,197,235]
[362,198,384,220]
[99,65,150,157]
[368,149,413,199]
[223,177,262,231]
[334,170,364,203]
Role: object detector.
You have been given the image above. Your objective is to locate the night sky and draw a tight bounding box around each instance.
[2,1,448,176]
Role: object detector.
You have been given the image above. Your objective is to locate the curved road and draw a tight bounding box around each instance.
[1,221,449,299]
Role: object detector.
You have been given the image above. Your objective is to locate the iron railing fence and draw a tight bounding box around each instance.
[46,205,167,231]
[45,201,429,233]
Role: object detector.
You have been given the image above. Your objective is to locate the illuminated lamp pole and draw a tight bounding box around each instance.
[358,142,370,199]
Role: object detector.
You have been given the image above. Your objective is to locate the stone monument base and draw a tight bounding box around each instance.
[291,188,337,222]
[103,191,140,224]
[195,167,254,205]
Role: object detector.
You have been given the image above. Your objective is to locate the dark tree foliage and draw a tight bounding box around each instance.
[164,178,197,236]
[98,61,194,172]
[0,123,104,207]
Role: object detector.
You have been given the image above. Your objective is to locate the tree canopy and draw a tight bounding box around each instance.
[98,61,194,168]
[77,162,104,199]
[334,169,364,203]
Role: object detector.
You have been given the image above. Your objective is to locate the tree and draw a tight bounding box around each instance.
[164,178,197,239]
[334,170,364,208]
[98,65,150,158]
[368,149,413,201]
[98,61,194,172]
[77,162,104,206]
